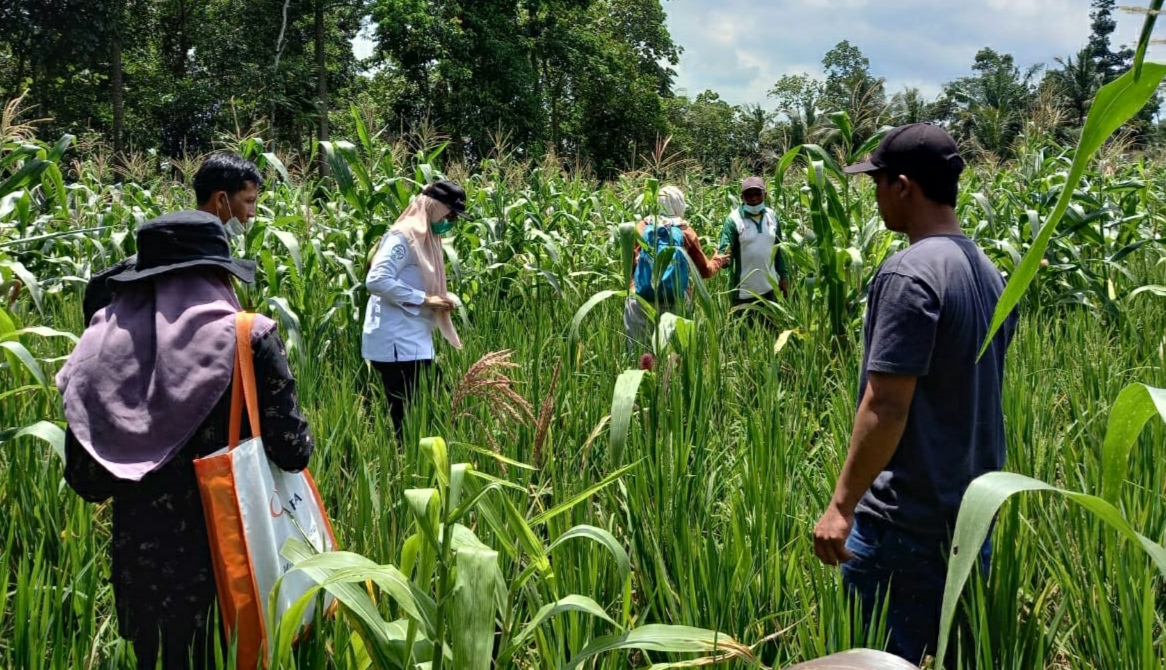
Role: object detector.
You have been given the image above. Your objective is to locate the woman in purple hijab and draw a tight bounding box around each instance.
[57,155,314,670]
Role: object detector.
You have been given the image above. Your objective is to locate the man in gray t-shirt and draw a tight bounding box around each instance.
[812,123,1016,664]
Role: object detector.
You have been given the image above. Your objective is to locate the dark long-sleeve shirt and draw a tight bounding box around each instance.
[64,325,314,640]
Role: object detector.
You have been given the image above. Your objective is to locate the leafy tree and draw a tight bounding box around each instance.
[664,92,729,174]
[545,0,677,176]
[371,0,676,173]
[0,0,126,143]
[769,72,826,150]
[734,103,774,173]
[767,42,885,155]
[820,40,885,148]
[0,0,365,160]
[941,48,1039,159]
[1088,0,1133,81]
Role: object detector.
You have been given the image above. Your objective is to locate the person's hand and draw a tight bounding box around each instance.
[813,503,855,566]
[423,295,456,312]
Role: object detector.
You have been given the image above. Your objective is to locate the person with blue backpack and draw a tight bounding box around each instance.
[624,185,726,364]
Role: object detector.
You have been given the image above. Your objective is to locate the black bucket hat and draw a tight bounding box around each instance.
[421,180,468,218]
[109,211,256,284]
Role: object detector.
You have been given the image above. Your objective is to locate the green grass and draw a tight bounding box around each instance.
[4,120,1166,667]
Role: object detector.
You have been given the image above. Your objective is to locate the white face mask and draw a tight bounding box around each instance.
[743,203,766,215]
[219,194,245,238]
[224,216,245,238]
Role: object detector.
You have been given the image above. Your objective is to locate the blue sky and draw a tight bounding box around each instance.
[354,1,1162,108]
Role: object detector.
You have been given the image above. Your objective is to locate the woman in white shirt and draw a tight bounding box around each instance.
[363,180,466,439]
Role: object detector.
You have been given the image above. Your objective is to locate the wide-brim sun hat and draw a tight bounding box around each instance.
[109,211,256,285]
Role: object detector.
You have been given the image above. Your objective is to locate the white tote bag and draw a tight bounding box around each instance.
[195,312,336,668]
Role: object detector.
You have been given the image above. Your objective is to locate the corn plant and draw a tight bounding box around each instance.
[4,10,1166,665]
[271,436,755,669]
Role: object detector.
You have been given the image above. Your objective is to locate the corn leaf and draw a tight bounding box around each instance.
[571,289,627,345]
[548,524,631,583]
[609,370,646,468]
[563,624,754,669]
[1100,384,1166,503]
[530,461,639,527]
[451,548,498,670]
[501,594,620,659]
[935,472,1166,666]
[980,61,1166,356]
[0,340,48,389]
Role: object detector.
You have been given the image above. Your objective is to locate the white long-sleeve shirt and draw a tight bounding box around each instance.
[362,231,436,362]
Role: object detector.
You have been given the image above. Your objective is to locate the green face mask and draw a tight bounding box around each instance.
[431,219,454,235]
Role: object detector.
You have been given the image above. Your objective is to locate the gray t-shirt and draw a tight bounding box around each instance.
[855,234,1016,538]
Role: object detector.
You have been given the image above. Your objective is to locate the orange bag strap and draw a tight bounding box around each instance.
[227,312,262,449]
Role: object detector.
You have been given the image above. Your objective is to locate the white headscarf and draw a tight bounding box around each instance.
[658,185,687,218]
[390,194,462,349]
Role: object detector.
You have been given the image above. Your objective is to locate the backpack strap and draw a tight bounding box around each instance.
[639,216,656,242]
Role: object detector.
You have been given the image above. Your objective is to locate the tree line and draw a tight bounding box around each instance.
[0,0,1156,178]
[671,0,1160,177]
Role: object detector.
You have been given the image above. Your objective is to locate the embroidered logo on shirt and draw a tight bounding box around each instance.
[390,245,406,261]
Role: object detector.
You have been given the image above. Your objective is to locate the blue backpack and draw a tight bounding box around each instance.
[633,218,689,302]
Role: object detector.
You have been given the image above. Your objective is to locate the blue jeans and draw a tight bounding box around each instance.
[840,514,990,665]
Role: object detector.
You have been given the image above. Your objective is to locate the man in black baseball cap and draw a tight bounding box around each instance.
[841,123,965,232]
[842,122,965,177]
[814,122,1016,664]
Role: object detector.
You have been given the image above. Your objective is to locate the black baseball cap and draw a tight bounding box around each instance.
[422,180,467,218]
[843,123,965,178]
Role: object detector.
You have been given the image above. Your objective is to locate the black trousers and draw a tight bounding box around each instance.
[130,620,218,670]
[730,290,777,326]
[372,359,433,441]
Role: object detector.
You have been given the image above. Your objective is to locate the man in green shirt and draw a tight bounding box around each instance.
[717,176,789,313]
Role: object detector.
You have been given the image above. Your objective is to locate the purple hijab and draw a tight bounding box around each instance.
[56,271,269,480]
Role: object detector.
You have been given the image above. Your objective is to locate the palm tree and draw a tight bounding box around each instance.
[945,49,1041,159]
[1047,47,1101,126]
[888,87,928,126]
[734,103,771,172]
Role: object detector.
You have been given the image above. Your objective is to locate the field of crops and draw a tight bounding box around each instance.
[4,94,1166,669]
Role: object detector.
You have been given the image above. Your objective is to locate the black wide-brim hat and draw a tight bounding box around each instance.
[109,211,256,284]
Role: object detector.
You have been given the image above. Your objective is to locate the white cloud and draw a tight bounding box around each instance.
[664,0,1166,108]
